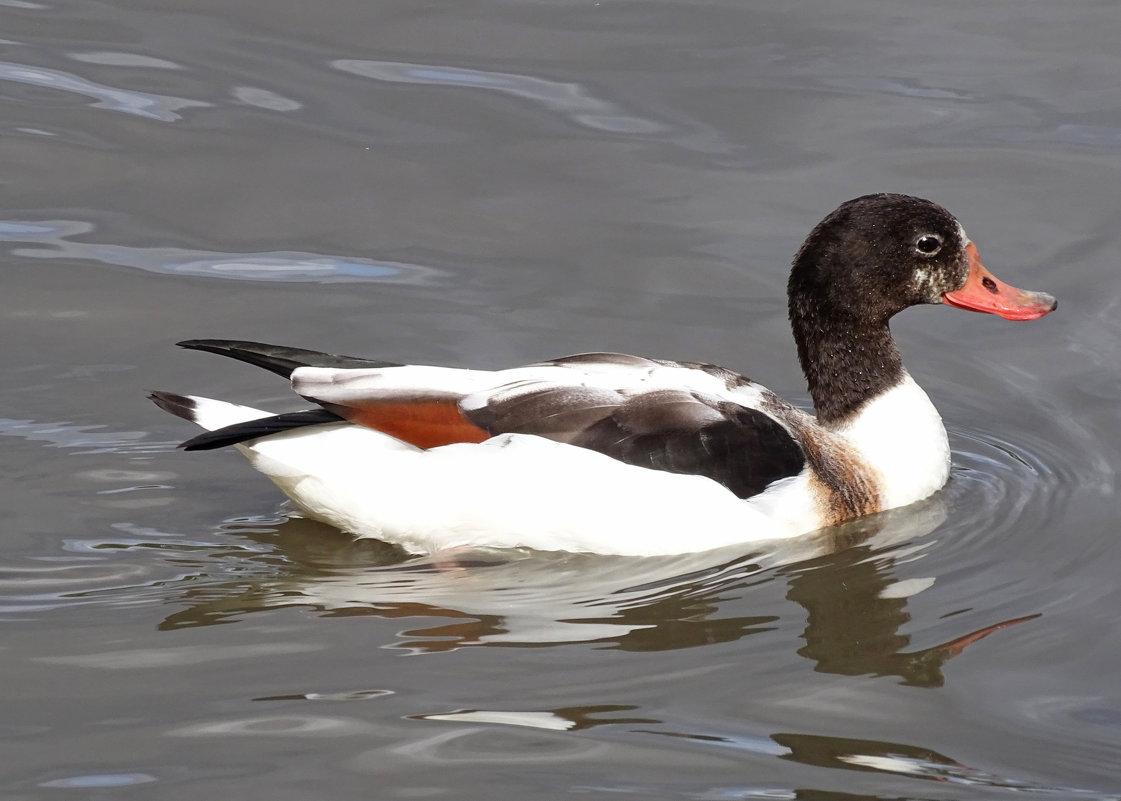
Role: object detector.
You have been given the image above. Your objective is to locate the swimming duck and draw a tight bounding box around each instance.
[150,194,1056,556]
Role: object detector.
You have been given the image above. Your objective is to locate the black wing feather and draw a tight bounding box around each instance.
[178,409,345,451]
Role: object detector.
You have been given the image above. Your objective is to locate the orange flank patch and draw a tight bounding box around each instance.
[344,400,490,449]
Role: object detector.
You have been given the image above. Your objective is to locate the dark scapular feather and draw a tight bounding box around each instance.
[570,404,804,499]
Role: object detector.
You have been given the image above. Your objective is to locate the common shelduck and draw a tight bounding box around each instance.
[150,194,1056,556]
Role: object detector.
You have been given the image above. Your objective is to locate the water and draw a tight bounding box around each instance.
[3,0,1120,798]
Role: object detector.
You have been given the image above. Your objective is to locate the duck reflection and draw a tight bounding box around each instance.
[769,730,1091,796]
[642,727,1070,796]
[778,526,1039,687]
[156,492,1036,687]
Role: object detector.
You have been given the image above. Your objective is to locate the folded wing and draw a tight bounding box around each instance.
[295,352,806,499]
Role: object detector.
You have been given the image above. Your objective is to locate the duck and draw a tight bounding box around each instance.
[149,193,1056,556]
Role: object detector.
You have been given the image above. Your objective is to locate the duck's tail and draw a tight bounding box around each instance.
[148,390,343,450]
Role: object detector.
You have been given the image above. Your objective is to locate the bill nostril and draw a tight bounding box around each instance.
[981,276,998,294]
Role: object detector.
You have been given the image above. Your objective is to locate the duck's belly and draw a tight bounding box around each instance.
[242,427,817,556]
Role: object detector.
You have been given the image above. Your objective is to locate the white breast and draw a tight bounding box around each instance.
[832,373,951,510]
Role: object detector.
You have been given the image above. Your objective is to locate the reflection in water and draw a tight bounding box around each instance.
[771,732,1115,798]
[331,59,665,135]
[38,773,158,789]
[152,516,854,645]
[0,59,209,121]
[67,51,182,70]
[38,641,322,669]
[781,540,1038,687]
[254,688,393,702]
[821,76,973,101]
[991,122,1121,147]
[637,728,1113,797]
[0,219,440,283]
[230,85,302,111]
[0,415,165,454]
[140,491,1036,690]
[414,705,656,732]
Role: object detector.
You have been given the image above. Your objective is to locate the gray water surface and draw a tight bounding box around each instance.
[3,1,1121,798]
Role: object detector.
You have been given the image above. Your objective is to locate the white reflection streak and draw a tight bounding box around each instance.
[0,60,209,121]
[39,642,323,669]
[331,58,664,134]
[0,219,439,284]
[68,51,183,70]
[420,710,575,731]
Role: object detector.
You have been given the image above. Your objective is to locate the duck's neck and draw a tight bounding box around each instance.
[788,304,905,427]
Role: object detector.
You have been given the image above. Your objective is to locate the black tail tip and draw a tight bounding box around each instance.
[148,390,199,424]
[176,338,260,352]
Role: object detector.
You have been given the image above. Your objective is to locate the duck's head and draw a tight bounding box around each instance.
[788,193,1057,325]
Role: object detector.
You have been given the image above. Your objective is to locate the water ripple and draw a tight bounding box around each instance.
[0,60,209,121]
[39,773,158,789]
[331,59,665,135]
[39,642,323,669]
[0,416,163,454]
[942,420,1093,571]
[67,51,183,70]
[0,561,167,614]
[230,85,302,111]
[821,75,975,101]
[0,219,440,283]
[990,122,1121,148]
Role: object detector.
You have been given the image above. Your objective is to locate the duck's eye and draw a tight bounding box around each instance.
[915,234,942,256]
